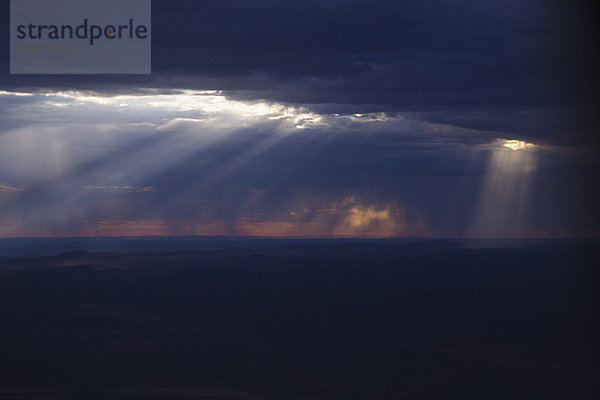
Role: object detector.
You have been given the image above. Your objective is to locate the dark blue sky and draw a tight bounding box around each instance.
[0,0,598,237]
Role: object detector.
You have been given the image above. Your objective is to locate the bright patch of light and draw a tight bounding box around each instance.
[349,112,401,122]
[294,113,323,129]
[0,90,406,131]
[0,90,33,96]
[502,139,536,151]
[45,90,278,116]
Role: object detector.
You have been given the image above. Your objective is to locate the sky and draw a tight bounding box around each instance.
[0,0,598,238]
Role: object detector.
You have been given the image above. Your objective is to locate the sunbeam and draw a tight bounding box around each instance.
[468,139,539,237]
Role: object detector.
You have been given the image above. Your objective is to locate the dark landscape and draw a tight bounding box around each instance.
[0,239,598,399]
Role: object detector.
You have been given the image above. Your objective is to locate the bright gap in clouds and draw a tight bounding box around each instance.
[502,139,536,151]
[0,89,327,128]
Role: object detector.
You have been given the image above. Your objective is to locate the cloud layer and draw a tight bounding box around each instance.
[0,89,596,237]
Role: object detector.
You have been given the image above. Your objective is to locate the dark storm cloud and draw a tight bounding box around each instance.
[1,1,597,146]
[2,2,598,114]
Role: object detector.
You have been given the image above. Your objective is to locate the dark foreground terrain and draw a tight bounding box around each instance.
[0,240,598,399]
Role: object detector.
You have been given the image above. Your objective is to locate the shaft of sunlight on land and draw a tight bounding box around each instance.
[468,140,539,237]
